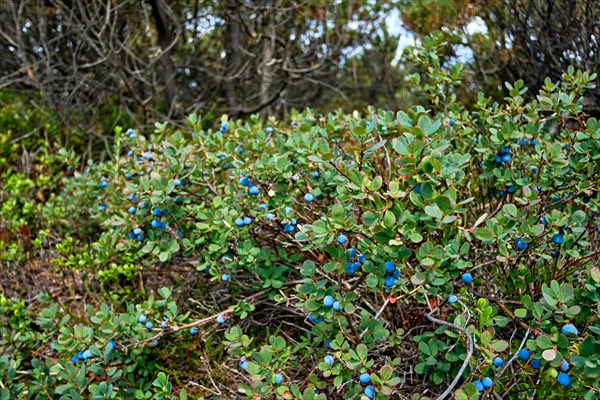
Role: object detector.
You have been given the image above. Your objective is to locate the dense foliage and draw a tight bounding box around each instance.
[1,33,600,399]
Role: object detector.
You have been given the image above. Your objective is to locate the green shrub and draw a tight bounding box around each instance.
[1,32,599,399]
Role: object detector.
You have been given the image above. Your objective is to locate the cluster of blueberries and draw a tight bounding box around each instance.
[470,324,577,391]
[494,140,538,165]
[343,247,366,276]
[448,273,473,304]
[151,207,169,230]
[323,356,375,398]
[516,231,565,252]
[237,177,303,234]
[239,175,260,196]
[238,356,283,385]
[69,340,116,364]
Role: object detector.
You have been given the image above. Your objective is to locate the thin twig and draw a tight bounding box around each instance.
[483,329,531,399]
[425,300,474,400]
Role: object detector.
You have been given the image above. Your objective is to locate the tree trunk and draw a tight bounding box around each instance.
[259,14,274,118]
[149,0,177,117]
[224,0,241,118]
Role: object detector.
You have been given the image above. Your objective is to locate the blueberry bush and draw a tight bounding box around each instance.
[1,32,599,399]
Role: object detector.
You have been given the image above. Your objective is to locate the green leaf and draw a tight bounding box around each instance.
[424,205,443,220]
[559,283,574,304]
[369,176,383,191]
[397,111,413,128]
[490,340,509,352]
[356,344,368,360]
[362,211,379,227]
[474,228,494,241]
[536,336,554,350]
[382,211,396,228]
[503,204,518,218]
[417,115,441,135]
[514,308,528,318]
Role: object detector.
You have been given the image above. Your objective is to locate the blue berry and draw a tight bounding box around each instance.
[284,224,294,233]
[518,349,531,360]
[530,359,541,369]
[385,261,395,274]
[82,349,92,359]
[502,154,511,163]
[312,171,320,178]
[448,295,458,304]
[239,360,248,370]
[492,357,504,367]
[337,234,347,245]
[304,193,314,202]
[384,276,396,288]
[71,355,79,363]
[473,381,484,392]
[530,139,538,146]
[357,254,367,263]
[240,176,250,187]
[561,324,578,335]
[323,295,334,308]
[274,373,283,385]
[552,233,564,245]
[449,117,455,126]
[138,315,147,323]
[482,377,493,388]
[173,179,181,186]
[249,186,259,195]
[151,219,161,229]
[190,327,198,335]
[145,322,153,330]
[308,313,323,323]
[561,360,569,371]
[324,355,334,365]
[332,301,341,311]
[345,262,358,275]
[557,372,571,386]
[235,218,245,227]
[266,127,273,133]
[461,272,473,283]
[266,213,275,220]
[216,315,225,324]
[364,385,375,399]
[359,372,371,383]
[243,216,252,225]
[107,340,116,350]
[222,274,230,282]
[516,239,528,250]
[128,206,136,214]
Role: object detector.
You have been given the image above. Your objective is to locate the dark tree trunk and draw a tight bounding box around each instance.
[149,0,177,117]
[224,0,241,118]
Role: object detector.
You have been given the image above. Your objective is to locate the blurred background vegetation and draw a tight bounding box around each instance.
[1,0,599,163]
